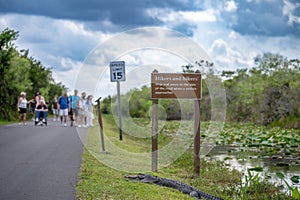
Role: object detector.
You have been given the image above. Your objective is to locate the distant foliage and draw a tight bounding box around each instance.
[223,53,300,127]
[0,28,66,120]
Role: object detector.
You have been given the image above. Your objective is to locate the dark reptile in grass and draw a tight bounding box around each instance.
[125,173,223,200]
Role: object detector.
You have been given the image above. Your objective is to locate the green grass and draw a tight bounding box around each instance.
[0,119,17,126]
[270,115,300,129]
[76,115,290,200]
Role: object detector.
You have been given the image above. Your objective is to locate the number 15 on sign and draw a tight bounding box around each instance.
[110,61,125,82]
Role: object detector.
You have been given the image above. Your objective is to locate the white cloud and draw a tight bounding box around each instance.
[282,0,300,25]
[210,39,228,55]
[53,58,82,90]
[0,16,9,27]
[206,32,300,73]
[228,31,239,39]
[121,49,188,69]
[245,0,276,3]
[147,8,217,25]
[179,10,217,23]
[59,20,95,38]
[209,38,255,71]
[0,14,113,90]
[224,0,238,12]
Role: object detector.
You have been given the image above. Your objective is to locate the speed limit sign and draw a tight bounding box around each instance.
[110,61,126,141]
[110,61,125,82]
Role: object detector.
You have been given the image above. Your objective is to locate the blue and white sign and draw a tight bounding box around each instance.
[110,61,125,82]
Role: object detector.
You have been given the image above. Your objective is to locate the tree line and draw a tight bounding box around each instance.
[101,53,300,128]
[223,53,300,127]
[0,28,66,120]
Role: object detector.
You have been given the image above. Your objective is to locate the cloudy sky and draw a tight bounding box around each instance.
[0,0,300,96]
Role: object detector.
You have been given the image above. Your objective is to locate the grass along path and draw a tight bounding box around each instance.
[76,115,290,199]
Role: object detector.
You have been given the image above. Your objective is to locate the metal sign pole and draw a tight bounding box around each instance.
[117,81,123,141]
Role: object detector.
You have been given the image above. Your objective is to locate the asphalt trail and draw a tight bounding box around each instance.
[0,120,85,200]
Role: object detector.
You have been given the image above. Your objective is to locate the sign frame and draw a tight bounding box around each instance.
[110,61,126,82]
[151,73,202,99]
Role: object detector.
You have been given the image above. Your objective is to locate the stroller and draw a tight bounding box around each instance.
[35,100,48,126]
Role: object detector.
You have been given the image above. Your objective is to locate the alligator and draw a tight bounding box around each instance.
[125,173,223,200]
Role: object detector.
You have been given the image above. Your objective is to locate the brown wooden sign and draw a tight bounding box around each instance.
[151,73,202,99]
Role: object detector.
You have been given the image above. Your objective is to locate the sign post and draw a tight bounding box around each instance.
[110,61,126,141]
[152,98,158,171]
[151,70,202,174]
[151,70,159,171]
[95,97,105,152]
[193,70,201,175]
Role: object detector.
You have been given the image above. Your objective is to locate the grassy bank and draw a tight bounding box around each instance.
[76,115,290,200]
[0,120,17,126]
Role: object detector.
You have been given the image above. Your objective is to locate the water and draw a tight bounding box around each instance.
[206,145,300,193]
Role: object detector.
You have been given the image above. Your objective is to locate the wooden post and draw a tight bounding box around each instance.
[95,97,105,152]
[152,69,158,172]
[194,70,201,176]
[152,98,158,171]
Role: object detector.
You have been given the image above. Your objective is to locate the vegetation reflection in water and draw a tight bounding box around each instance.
[125,118,300,196]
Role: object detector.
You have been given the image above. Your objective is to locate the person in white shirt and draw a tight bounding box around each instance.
[85,95,94,127]
[17,92,28,125]
[78,92,87,128]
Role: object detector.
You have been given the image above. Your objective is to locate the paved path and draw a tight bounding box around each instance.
[0,120,85,200]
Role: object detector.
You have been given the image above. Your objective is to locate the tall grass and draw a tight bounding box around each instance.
[76,115,290,200]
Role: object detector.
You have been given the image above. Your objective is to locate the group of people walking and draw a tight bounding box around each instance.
[17,89,94,127]
[17,91,47,125]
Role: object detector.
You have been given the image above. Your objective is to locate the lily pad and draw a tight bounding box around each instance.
[248,166,263,172]
[276,172,285,179]
[275,163,290,167]
[248,143,260,147]
[223,157,232,161]
[291,176,300,184]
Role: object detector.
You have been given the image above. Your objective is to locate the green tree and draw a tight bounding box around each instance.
[0,28,66,120]
[223,53,300,127]
[0,28,20,120]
